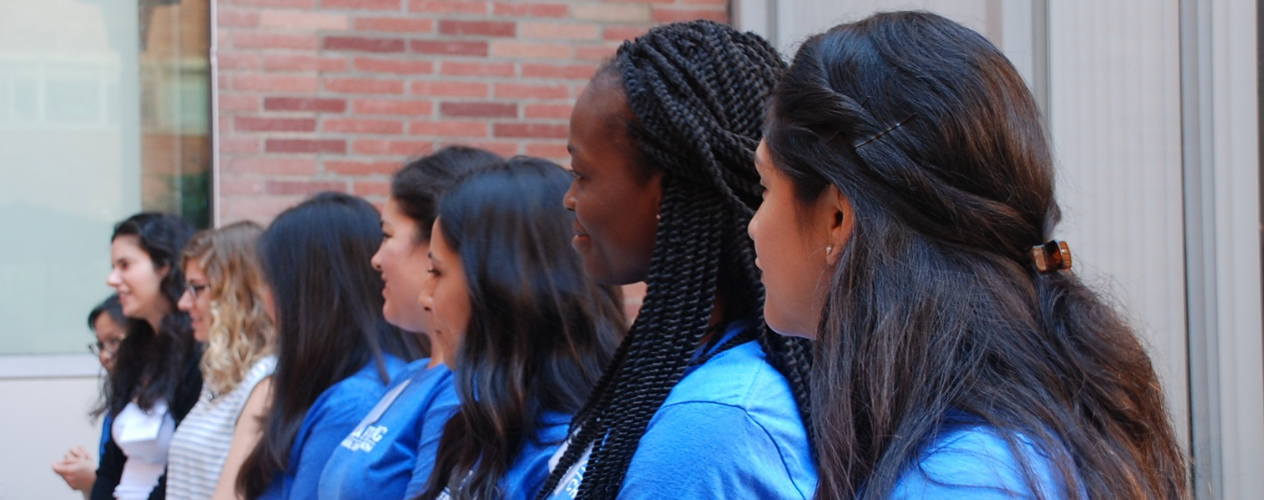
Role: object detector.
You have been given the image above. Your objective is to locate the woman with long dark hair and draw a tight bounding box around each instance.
[95,213,201,500]
[416,157,625,500]
[537,20,815,500]
[750,11,1189,500]
[167,221,276,500]
[237,192,412,500]
[317,145,503,500]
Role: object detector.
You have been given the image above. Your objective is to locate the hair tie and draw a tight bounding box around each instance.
[1030,240,1072,273]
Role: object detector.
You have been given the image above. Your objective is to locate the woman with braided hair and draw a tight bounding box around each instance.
[750,11,1189,500]
[539,20,816,500]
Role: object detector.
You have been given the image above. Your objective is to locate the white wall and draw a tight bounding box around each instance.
[0,374,104,500]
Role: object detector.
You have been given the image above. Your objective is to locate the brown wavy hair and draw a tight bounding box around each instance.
[182,221,275,396]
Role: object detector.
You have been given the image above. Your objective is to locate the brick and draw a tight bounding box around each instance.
[524,103,572,119]
[352,98,433,116]
[652,7,727,23]
[410,40,488,57]
[408,0,486,14]
[323,117,405,134]
[494,83,569,100]
[522,63,597,80]
[264,97,347,113]
[603,26,649,42]
[411,80,489,98]
[440,102,517,118]
[220,94,261,113]
[525,142,569,159]
[493,2,568,17]
[234,74,319,92]
[218,53,260,70]
[325,78,405,95]
[266,139,347,154]
[221,177,266,196]
[219,196,296,224]
[221,137,261,154]
[231,32,319,50]
[352,139,435,156]
[227,0,315,7]
[409,120,489,137]
[218,8,260,27]
[323,0,401,9]
[354,181,392,197]
[227,158,319,176]
[354,17,434,33]
[235,116,317,132]
[324,36,406,53]
[325,160,401,176]
[494,122,568,139]
[490,40,571,59]
[679,0,728,4]
[266,180,348,196]
[571,3,650,23]
[440,61,514,77]
[576,44,619,61]
[262,54,349,72]
[439,20,516,37]
[353,57,434,75]
[519,22,600,40]
[258,10,349,30]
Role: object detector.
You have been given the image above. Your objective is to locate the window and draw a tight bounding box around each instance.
[0,0,210,357]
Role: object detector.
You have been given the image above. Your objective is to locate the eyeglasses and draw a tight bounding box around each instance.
[88,338,123,356]
[185,282,210,299]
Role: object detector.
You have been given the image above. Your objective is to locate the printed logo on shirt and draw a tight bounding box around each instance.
[340,424,389,452]
[546,442,591,500]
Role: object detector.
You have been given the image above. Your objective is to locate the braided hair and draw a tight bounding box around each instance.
[536,20,813,499]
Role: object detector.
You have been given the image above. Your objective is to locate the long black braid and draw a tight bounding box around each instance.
[535,20,813,500]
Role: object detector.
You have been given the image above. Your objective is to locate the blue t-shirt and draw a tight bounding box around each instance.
[890,415,1072,499]
[500,411,571,500]
[316,358,459,500]
[258,355,407,500]
[545,323,817,499]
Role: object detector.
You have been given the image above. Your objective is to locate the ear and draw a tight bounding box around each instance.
[823,185,853,266]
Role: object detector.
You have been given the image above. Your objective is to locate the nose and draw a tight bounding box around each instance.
[106,268,122,288]
[371,244,384,272]
[562,179,578,212]
[177,287,193,312]
[418,281,434,312]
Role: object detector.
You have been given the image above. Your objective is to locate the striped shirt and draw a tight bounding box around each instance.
[165,356,277,500]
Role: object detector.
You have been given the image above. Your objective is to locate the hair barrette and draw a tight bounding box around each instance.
[1030,240,1073,273]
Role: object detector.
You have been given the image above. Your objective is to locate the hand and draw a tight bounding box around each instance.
[51,446,96,492]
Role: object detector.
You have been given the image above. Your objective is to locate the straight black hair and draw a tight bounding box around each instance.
[420,157,625,500]
[391,145,504,243]
[766,11,1189,500]
[101,212,197,417]
[88,294,127,331]
[237,192,408,499]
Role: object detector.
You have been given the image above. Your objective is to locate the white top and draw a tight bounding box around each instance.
[165,356,277,500]
[113,399,176,500]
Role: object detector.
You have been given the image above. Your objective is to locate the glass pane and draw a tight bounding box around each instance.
[0,0,210,356]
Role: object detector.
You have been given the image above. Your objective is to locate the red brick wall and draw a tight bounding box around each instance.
[215,0,730,223]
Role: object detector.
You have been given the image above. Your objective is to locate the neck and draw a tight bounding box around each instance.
[427,333,447,369]
[144,308,167,335]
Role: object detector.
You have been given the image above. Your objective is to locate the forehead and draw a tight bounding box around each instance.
[111,235,147,259]
[94,314,125,335]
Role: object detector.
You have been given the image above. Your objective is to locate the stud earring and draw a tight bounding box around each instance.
[825,244,834,255]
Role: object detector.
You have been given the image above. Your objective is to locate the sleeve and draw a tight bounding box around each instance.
[403,388,461,498]
[284,386,381,500]
[89,431,123,500]
[616,403,811,500]
[887,429,1059,500]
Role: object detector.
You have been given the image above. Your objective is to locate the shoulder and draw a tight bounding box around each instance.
[664,340,797,417]
[891,421,1067,500]
[305,357,406,425]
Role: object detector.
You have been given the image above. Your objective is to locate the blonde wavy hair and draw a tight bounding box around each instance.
[183,221,275,396]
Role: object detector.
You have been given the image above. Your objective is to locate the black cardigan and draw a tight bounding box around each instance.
[90,350,204,500]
